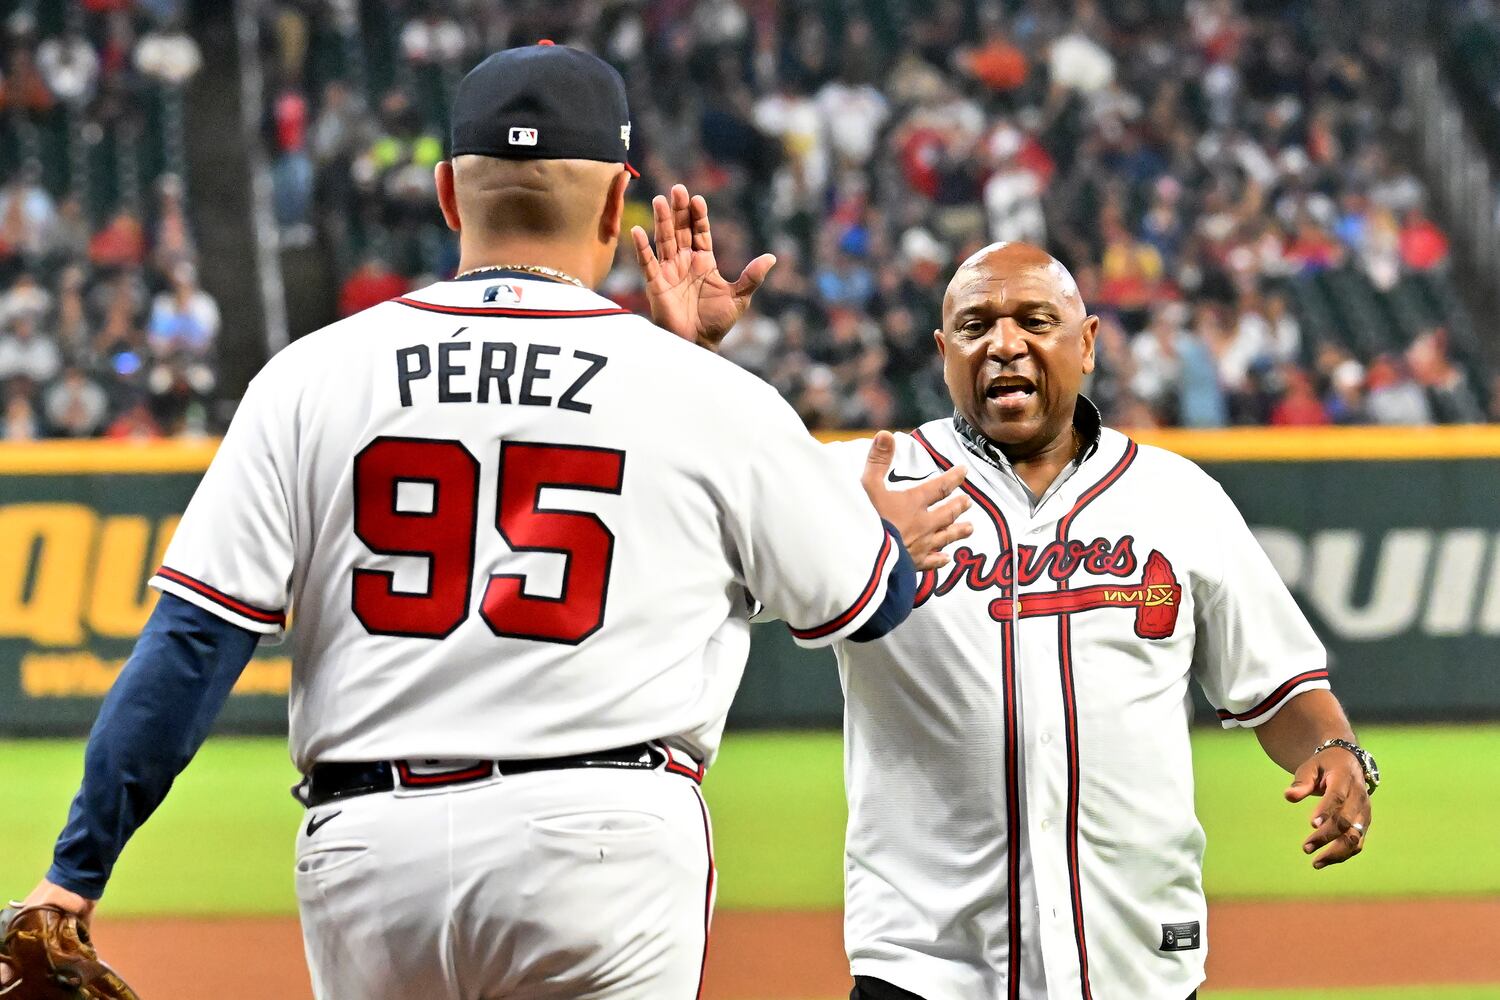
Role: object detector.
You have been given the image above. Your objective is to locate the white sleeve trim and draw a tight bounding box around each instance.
[1215,671,1331,729]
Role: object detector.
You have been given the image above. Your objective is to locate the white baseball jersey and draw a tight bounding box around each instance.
[149,274,897,772]
[829,409,1329,1000]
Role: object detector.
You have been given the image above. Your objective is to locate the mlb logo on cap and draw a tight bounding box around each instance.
[451,43,639,176]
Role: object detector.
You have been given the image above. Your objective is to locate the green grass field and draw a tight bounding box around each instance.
[2,724,1498,915]
[1206,992,1500,1000]
[748,990,1500,1000]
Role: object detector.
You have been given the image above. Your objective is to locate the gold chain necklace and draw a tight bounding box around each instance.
[452,263,586,288]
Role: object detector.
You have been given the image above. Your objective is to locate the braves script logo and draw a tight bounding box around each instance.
[916,535,1183,639]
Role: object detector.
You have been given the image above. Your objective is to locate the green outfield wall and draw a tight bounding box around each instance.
[2,428,1499,736]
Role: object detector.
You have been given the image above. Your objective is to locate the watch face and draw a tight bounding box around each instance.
[1365,752,1380,787]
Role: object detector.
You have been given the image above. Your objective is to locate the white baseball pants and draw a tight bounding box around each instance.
[294,766,715,999]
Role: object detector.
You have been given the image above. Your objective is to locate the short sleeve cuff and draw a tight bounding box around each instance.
[1214,669,1331,729]
[150,566,286,636]
[786,529,897,649]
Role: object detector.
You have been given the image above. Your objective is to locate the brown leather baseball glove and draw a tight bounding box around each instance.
[0,904,140,999]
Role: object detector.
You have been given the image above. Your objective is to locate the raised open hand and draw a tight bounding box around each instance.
[860,432,974,571]
[631,184,776,350]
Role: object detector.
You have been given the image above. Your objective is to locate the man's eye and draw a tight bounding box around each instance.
[1024,316,1056,331]
[960,320,985,334]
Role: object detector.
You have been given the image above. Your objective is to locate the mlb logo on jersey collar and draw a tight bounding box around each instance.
[484,283,524,304]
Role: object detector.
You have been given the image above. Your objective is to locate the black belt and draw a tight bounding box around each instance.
[294,743,672,808]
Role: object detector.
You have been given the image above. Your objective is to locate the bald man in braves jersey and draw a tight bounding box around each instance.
[638,207,1380,1000]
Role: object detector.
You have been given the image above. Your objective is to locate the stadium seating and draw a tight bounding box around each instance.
[255,0,1495,431]
[0,0,215,440]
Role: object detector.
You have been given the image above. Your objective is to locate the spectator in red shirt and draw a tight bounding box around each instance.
[106,399,163,439]
[275,88,309,152]
[964,25,1028,92]
[1098,221,1168,329]
[89,208,147,268]
[272,87,314,237]
[339,256,408,317]
[1284,216,1342,273]
[1398,207,1449,271]
[1271,366,1331,425]
[1,46,57,116]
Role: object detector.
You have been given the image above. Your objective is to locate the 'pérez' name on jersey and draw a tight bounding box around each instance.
[395,335,608,411]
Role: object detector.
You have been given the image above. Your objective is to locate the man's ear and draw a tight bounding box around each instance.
[599,169,630,244]
[435,161,461,233]
[1080,314,1099,375]
[933,328,947,360]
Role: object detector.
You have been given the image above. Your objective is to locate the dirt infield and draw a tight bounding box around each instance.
[90,899,1499,999]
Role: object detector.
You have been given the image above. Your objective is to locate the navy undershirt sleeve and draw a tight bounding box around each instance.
[849,520,917,643]
[47,593,260,898]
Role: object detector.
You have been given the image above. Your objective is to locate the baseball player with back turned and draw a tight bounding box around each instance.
[12,44,975,999]
[639,208,1381,1000]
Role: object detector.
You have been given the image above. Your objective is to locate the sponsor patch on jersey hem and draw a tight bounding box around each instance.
[1159,921,1201,951]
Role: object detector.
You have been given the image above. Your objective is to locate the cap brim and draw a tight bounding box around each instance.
[625,162,640,178]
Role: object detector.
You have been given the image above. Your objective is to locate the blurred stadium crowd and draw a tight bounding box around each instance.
[5,0,1499,440]
[0,0,218,440]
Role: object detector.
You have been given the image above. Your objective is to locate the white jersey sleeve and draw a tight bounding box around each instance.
[149,370,294,634]
[1190,481,1329,728]
[729,397,896,648]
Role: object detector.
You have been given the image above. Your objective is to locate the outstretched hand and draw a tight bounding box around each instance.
[1284,749,1372,870]
[631,184,776,350]
[860,431,974,571]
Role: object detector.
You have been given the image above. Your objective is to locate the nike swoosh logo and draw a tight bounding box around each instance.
[887,471,933,483]
[306,811,341,837]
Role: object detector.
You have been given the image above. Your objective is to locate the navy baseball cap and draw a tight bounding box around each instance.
[450,40,638,177]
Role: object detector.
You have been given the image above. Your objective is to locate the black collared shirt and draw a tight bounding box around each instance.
[951,394,1104,510]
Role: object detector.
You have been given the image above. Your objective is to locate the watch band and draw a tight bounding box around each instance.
[1313,738,1378,794]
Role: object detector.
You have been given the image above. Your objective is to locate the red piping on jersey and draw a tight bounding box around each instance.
[1053,438,1138,1000]
[788,529,896,640]
[692,786,716,1000]
[1216,669,1331,722]
[654,740,707,785]
[155,566,286,626]
[665,759,706,784]
[393,760,494,786]
[391,296,633,319]
[913,427,1022,1000]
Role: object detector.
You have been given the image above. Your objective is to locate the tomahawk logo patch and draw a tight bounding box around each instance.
[1159,921,1200,951]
